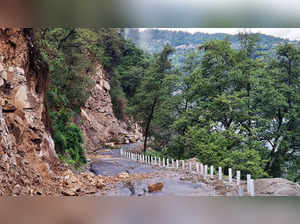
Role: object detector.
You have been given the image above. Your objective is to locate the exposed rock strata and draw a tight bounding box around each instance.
[0,28,112,196]
[0,28,144,195]
[76,63,143,152]
[0,28,58,195]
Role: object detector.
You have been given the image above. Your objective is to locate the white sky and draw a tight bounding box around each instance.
[140,28,300,41]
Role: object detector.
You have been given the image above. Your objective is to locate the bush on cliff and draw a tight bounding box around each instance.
[50,109,87,167]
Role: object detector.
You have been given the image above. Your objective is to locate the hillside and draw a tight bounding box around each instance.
[0,28,146,195]
[0,28,299,196]
[124,28,300,67]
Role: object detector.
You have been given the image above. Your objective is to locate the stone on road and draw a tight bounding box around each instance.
[89,144,220,196]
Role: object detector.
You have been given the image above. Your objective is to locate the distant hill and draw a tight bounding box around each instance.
[124,28,300,67]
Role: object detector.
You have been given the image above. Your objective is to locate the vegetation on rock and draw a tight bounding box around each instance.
[35,28,300,181]
[36,28,148,166]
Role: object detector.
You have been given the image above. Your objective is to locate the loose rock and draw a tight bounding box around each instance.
[118,172,130,179]
[148,182,164,193]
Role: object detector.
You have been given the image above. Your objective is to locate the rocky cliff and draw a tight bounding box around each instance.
[0,28,59,195]
[75,63,143,153]
[0,28,115,195]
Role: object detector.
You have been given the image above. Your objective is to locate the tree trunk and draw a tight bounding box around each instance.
[265,136,283,177]
[143,97,158,153]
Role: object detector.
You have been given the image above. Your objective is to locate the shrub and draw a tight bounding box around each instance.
[179,125,268,179]
[50,109,87,167]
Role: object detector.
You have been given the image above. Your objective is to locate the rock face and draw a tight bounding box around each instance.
[76,63,143,152]
[255,178,300,196]
[0,28,60,195]
[0,29,124,195]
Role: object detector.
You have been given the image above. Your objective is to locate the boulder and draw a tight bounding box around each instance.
[96,180,105,189]
[148,182,164,193]
[62,189,77,196]
[255,178,300,196]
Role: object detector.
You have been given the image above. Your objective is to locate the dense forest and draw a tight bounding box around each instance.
[36,28,300,182]
[124,28,300,67]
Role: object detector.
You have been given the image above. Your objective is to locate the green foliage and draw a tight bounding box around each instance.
[127,32,300,181]
[117,40,149,99]
[36,28,300,181]
[185,125,267,178]
[170,36,300,180]
[125,28,292,68]
[109,72,126,120]
[77,29,151,120]
[38,28,96,112]
[50,109,86,167]
[37,28,151,165]
[37,28,105,167]
[145,149,169,160]
[128,44,176,152]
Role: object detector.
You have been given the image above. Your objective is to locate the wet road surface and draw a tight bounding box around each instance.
[90,144,218,196]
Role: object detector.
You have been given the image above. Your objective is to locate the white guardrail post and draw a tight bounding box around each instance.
[229,168,232,184]
[204,165,208,178]
[200,163,204,175]
[250,179,255,196]
[123,152,254,196]
[218,167,222,180]
[236,171,241,186]
[247,174,251,194]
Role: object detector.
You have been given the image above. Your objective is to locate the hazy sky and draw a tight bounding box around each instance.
[141,28,300,41]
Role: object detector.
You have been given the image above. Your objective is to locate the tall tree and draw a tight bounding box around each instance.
[172,38,268,177]
[130,44,174,153]
[263,43,300,177]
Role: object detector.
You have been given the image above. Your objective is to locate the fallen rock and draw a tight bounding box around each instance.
[61,189,77,196]
[148,182,163,193]
[255,178,300,196]
[96,180,105,189]
[125,181,135,195]
[214,183,225,191]
[12,184,22,195]
[118,173,130,179]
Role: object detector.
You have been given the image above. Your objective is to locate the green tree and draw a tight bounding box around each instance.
[129,44,175,153]
[263,43,300,177]
[171,38,268,177]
